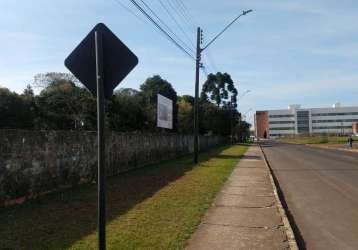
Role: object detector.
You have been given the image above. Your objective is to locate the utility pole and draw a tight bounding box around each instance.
[194,27,202,164]
[193,10,252,163]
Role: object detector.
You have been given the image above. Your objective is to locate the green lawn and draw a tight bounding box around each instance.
[278,136,347,145]
[0,145,247,250]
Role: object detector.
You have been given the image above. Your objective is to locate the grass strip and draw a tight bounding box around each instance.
[0,145,247,250]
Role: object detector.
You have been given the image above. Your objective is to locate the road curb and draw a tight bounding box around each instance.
[259,145,299,250]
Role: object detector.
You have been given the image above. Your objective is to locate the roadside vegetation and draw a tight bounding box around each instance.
[278,135,347,144]
[0,145,248,250]
[0,72,250,137]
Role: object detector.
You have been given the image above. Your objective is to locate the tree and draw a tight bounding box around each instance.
[235,120,251,142]
[0,87,35,129]
[201,72,238,108]
[33,72,79,90]
[23,84,34,97]
[107,88,146,132]
[0,71,244,136]
[35,75,96,130]
[177,98,193,134]
[178,95,194,106]
[199,102,232,136]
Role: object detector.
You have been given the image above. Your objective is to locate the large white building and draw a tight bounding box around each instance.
[255,103,358,138]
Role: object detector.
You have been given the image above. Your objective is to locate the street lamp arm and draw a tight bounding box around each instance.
[201,9,253,52]
[238,89,251,101]
[244,108,252,115]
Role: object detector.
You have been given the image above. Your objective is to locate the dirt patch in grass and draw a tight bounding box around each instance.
[0,145,247,250]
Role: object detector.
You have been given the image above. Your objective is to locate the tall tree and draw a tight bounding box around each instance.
[201,72,238,108]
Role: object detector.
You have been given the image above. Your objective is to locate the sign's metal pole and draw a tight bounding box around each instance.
[95,30,106,250]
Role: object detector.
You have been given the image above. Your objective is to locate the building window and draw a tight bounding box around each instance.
[270,127,295,130]
[269,114,294,118]
[297,111,310,133]
[312,119,358,123]
[312,112,358,117]
[269,121,295,124]
[313,126,352,130]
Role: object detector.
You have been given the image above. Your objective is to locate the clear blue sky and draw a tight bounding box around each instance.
[1,0,358,124]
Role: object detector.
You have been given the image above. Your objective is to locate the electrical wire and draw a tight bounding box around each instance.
[128,0,195,60]
[113,0,147,24]
[138,0,195,54]
[167,0,196,37]
[113,0,193,55]
[204,47,219,73]
[157,0,196,50]
[200,64,209,78]
[173,0,197,30]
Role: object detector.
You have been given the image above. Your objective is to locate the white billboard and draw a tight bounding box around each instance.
[157,94,173,129]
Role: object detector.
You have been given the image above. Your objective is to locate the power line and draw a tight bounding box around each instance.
[167,0,195,37]
[202,54,215,74]
[178,0,197,24]
[204,47,219,73]
[157,0,196,50]
[113,0,146,24]
[138,0,195,54]
[128,0,195,60]
[200,64,209,78]
[170,0,195,32]
[113,0,192,54]
[173,0,197,30]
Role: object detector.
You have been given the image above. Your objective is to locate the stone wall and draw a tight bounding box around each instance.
[0,130,227,203]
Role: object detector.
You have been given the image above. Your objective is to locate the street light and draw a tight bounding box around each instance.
[243,108,253,117]
[201,10,253,52]
[237,90,251,102]
[193,9,253,163]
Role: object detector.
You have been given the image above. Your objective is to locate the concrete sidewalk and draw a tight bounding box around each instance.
[186,145,294,250]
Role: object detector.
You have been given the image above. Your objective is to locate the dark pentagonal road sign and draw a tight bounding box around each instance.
[65,23,138,99]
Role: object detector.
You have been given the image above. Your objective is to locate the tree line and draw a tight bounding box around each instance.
[0,72,250,139]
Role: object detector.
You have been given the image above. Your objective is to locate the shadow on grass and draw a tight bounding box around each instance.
[214,154,260,161]
[0,146,231,249]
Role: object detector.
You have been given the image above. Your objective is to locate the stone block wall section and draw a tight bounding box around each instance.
[0,130,227,204]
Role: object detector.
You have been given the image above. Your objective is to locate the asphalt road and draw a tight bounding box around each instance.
[261,141,358,250]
